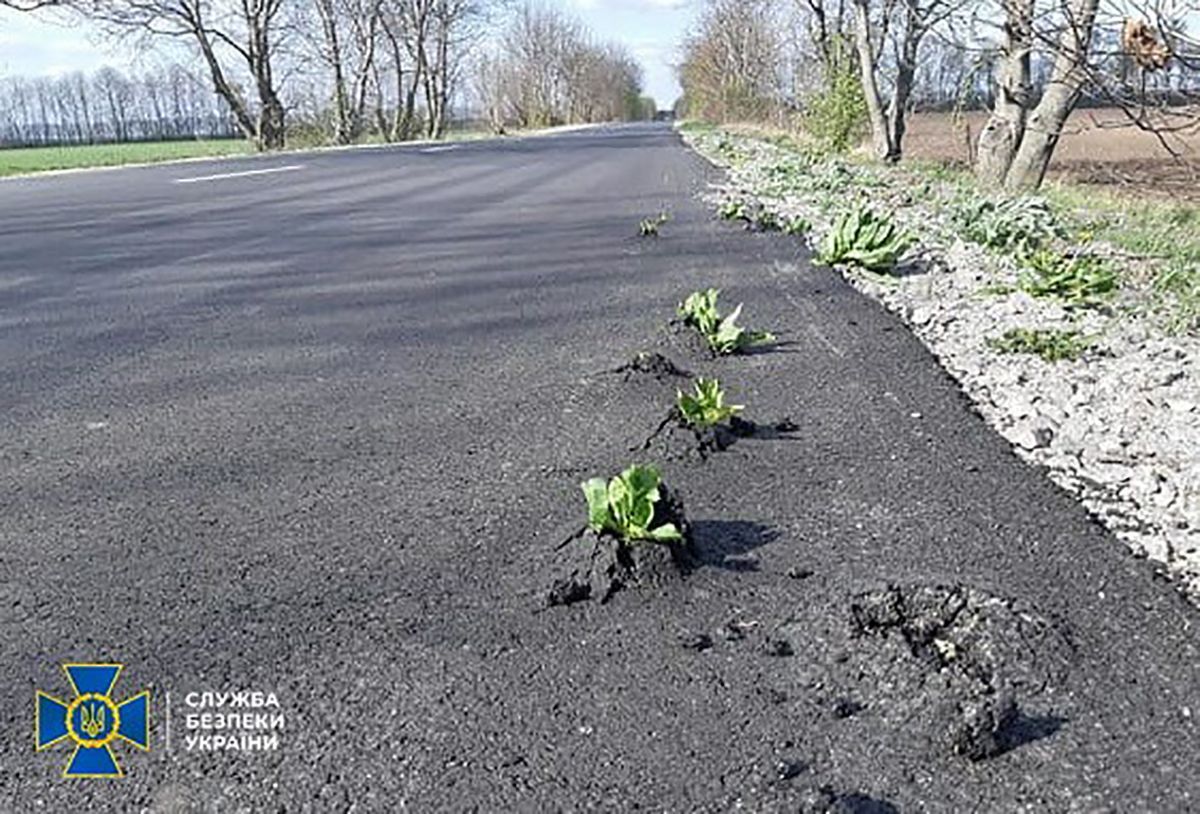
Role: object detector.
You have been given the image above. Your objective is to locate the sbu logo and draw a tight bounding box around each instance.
[35,664,150,778]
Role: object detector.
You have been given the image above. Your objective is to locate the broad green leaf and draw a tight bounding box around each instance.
[646,523,682,542]
[607,474,632,528]
[624,464,660,498]
[581,478,612,532]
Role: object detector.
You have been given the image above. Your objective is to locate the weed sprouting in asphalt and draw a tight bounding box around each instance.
[677,377,743,428]
[581,464,681,543]
[1017,249,1118,305]
[816,205,911,271]
[639,212,671,237]
[678,288,722,335]
[677,288,775,354]
[987,327,1093,362]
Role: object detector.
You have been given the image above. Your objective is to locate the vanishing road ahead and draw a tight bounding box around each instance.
[1,124,1197,811]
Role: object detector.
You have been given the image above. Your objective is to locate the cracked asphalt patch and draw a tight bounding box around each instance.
[0,123,1196,810]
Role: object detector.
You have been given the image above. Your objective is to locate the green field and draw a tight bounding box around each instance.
[0,127,517,178]
[0,140,254,177]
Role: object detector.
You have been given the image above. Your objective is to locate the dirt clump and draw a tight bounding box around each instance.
[637,409,757,461]
[845,583,1072,760]
[609,351,692,382]
[547,485,693,607]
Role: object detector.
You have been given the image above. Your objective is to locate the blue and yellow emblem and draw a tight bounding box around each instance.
[35,663,150,778]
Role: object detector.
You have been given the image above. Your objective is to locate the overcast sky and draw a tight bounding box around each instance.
[0,0,696,106]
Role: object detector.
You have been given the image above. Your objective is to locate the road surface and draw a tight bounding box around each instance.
[0,124,1196,810]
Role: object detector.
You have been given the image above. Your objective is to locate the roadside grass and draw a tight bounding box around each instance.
[894,159,1200,304]
[1043,183,1200,332]
[987,327,1093,362]
[1043,183,1200,268]
[0,140,253,177]
[0,122,546,179]
[686,119,1200,333]
[914,164,1200,321]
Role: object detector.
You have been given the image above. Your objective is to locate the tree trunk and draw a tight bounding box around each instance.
[257,94,286,150]
[851,0,889,160]
[1002,0,1099,189]
[883,1,923,163]
[381,21,406,141]
[974,0,1034,185]
[193,26,258,143]
[316,0,353,145]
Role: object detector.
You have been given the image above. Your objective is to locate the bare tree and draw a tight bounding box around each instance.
[0,64,236,146]
[85,0,292,149]
[314,0,381,143]
[475,2,647,130]
[852,0,968,162]
[679,0,782,122]
[973,0,1097,188]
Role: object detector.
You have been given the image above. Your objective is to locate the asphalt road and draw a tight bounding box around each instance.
[0,123,1197,811]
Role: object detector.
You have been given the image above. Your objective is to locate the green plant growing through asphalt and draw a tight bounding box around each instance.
[678,287,722,335]
[817,205,911,271]
[639,211,671,237]
[1017,249,1118,305]
[953,195,1062,254]
[581,464,681,543]
[677,288,775,354]
[676,377,743,428]
[987,327,1093,362]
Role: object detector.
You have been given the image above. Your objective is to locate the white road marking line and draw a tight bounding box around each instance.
[419,145,458,154]
[173,165,304,184]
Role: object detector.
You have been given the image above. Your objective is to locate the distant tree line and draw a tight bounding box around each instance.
[0,65,237,146]
[0,0,654,150]
[678,0,1200,190]
[472,4,654,134]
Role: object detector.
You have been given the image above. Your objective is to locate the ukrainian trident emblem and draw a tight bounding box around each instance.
[36,664,150,778]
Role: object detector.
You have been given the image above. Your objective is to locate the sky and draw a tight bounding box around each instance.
[0,0,697,107]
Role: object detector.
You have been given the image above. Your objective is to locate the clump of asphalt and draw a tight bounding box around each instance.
[546,484,693,607]
[635,400,799,462]
[663,318,720,360]
[635,408,750,461]
[776,583,1075,762]
[606,350,692,382]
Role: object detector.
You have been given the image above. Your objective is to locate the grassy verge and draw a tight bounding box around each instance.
[0,123,571,179]
[0,140,255,177]
[690,116,1200,334]
[1040,182,1200,332]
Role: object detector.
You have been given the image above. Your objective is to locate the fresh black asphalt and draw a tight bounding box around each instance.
[0,123,1196,811]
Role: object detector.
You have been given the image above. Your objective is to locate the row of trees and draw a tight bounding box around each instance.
[679,0,1200,190]
[0,66,237,146]
[0,0,654,149]
[474,4,653,133]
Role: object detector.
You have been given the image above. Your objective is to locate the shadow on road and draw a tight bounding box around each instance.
[689,520,779,572]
